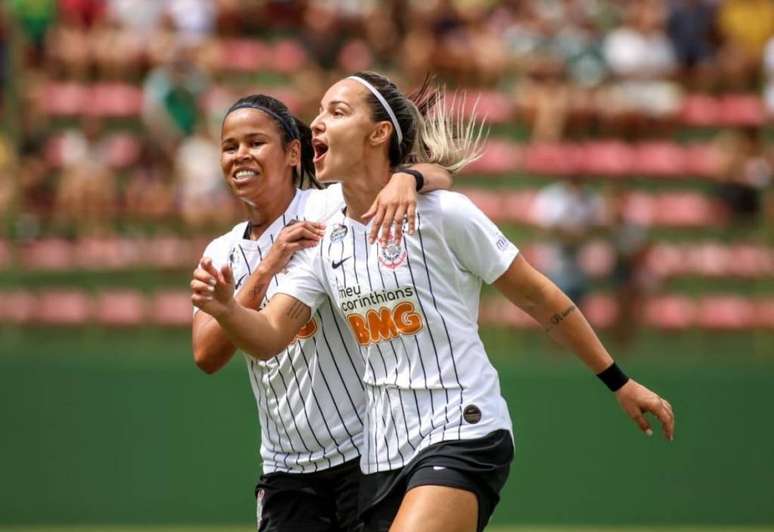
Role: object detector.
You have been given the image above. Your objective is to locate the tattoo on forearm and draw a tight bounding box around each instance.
[285,300,307,321]
[544,304,577,333]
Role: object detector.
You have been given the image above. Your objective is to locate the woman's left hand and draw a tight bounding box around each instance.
[363,171,417,245]
[615,379,675,441]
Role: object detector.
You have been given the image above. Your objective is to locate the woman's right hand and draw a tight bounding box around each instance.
[191,257,236,319]
[259,220,325,275]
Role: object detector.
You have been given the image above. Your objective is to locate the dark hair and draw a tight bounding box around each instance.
[349,71,485,172]
[223,94,321,189]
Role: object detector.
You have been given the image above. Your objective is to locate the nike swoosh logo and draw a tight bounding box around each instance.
[332,257,351,269]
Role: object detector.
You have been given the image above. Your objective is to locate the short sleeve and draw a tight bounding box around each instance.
[440,191,519,284]
[273,246,328,313]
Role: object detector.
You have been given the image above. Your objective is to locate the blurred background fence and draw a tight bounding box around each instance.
[0,0,773,528]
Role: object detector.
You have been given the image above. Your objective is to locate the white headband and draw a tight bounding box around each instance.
[347,76,403,145]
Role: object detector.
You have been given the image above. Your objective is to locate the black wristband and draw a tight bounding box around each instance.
[399,168,425,191]
[596,362,629,392]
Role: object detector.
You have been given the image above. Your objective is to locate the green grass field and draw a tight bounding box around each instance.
[1,527,773,532]
[1,326,773,528]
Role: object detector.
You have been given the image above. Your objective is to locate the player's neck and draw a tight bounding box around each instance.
[341,159,390,224]
[243,188,296,239]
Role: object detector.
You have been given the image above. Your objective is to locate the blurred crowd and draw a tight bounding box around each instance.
[0,0,774,338]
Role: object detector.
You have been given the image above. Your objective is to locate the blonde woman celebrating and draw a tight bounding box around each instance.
[192,73,674,532]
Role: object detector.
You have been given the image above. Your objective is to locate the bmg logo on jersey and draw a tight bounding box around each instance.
[338,286,424,346]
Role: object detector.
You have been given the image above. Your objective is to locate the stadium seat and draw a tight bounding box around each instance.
[463,139,521,175]
[0,240,10,270]
[580,141,633,177]
[726,245,773,278]
[718,94,765,127]
[94,290,146,326]
[684,143,724,179]
[695,296,755,330]
[20,239,75,270]
[216,38,271,72]
[270,39,309,74]
[150,290,193,326]
[39,81,88,116]
[104,133,141,168]
[145,236,198,269]
[458,91,514,124]
[0,291,36,324]
[90,83,143,117]
[34,290,92,325]
[645,295,695,330]
[679,94,719,127]
[653,193,721,227]
[633,142,686,178]
[753,300,774,329]
[522,143,580,176]
[458,188,505,222]
[501,190,537,225]
[580,294,617,328]
[578,240,615,277]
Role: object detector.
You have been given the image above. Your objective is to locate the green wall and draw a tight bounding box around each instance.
[1,327,773,526]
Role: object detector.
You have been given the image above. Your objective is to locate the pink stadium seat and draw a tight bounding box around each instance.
[633,142,685,177]
[104,133,141,168]
[90,83,143,117]
[725,245,773,278]
[39,81,88,116]
[501,190,536,225]
[217,38,271,72]
[0,240,10,270]
[458,188,505,223]
[718,94,765,127]
[753,300,774,329]
[522,143,580,176]
[620,191,656,226]
[644,243,686,278]
[578,241,615,277]
[463,140,520,175]
[695,296,755,330]
[645,295,695,330]
[580,141,632,176]
[20,239,75,270]
[145,236,197,269]
[684,143,724,179]
[74,237,136,269]
[34,290,92,325]
[0,291,36,324]
[94,290,146,326]
[150,290,193,326]
[686,243,731,277]
[679,94,718,126]
[653,193,720,227]
[270,39,309,74]
[581,294,617,328]
[458,91,513,124]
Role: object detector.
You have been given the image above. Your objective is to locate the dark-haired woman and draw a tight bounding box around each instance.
[193,76,674,532]
[191,94,452,531]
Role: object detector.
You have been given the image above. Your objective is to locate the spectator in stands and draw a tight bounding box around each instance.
[124,139,176,224]
[714,127,772,228]
[53,116,118,235]
[764,34,774,114]
[9,0,57,68]
[608,187,653,350]
[45,3,92,79]
[142,45,209,152]
[91,8,145,80]
[602,0,681,137]
[532,175,607,306]
[0,134,17,233]
[165,0,217,46]
[300,2,347,72]
[717,0,774,82]
[174,122,234,230]
[666,0,718,88]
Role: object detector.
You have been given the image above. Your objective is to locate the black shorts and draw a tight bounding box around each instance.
[255,459,362,532]
[358,430,513,532]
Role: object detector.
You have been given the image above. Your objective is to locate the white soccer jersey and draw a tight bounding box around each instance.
[277,190,518,474]
[197,185,366,474]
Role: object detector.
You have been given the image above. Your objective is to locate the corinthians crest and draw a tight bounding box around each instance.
[378,239,407,270]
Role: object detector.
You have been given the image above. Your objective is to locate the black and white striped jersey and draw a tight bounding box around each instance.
[277,190,518,474]
[197,185,366,474]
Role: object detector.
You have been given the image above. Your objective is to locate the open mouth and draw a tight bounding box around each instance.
[232,169,258,183]
[312,139,329,164]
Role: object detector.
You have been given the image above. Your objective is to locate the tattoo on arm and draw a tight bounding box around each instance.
[544,304,577,333]
[285,299,308,322]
